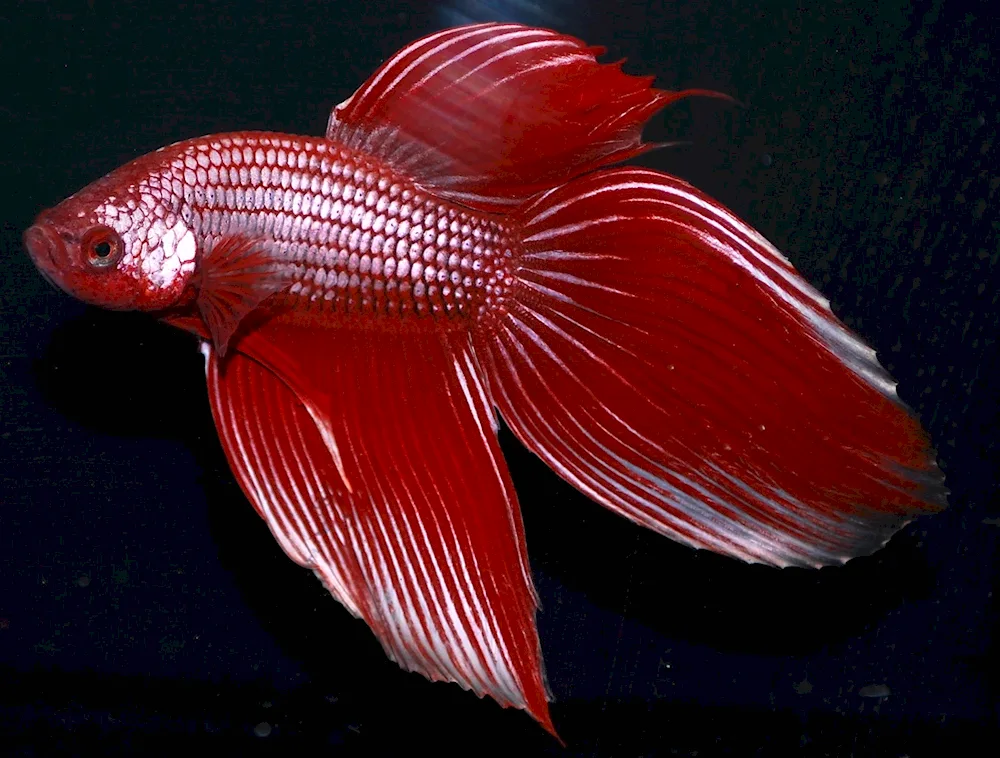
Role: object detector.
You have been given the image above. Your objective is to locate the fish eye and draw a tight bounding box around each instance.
[81,226,123,269]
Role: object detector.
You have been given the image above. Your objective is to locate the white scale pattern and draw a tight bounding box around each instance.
[143,133,519,321]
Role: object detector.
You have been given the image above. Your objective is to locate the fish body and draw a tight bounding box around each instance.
[23,23,946,738]
[30,132,512,332]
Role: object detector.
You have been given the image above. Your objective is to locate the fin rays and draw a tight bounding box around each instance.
[474,166,944,569]
[327,21,722,211]
[203,326,555,735]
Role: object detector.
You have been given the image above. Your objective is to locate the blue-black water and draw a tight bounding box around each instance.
[2,0,997,755]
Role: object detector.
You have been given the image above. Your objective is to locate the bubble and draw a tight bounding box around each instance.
[254,721,272,737]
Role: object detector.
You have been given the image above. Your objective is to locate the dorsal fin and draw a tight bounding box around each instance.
[327,22,728,211]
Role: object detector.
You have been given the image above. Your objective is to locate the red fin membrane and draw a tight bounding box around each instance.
[196,235,289,356]
[476,167,945,569]
[328,22,725,211]
[202,326,554,734]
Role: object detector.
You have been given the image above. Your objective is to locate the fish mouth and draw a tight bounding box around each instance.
[23,223,68,291]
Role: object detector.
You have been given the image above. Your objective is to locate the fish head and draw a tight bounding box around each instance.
[23,157,198,312]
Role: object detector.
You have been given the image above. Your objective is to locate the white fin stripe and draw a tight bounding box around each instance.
[458,348,533,589]
[363,25,528,113]
[269,389,359,607]
[499,317,842,565]
[224,368,313,563]
[434,484,521,702]
[526,295,646,362]
[523,175,816,304]
[381,428,493,692]
[527,178,817,304]
[209,351,367,609]
[287,409,353,549]
[354,508,419,667]
[215,364,312,566]
[384,360,521,700]
[346,26,487,112]
[411,372,521,698]
[452,351,533,685]
[522,267,632,298]
[522,267,865,413]
[366,504,423,665]
[465,43,588,100]
[521,250,621,262]
[636,192,827,307]
[526,172,896,398]
[492,327,745,558]
[522,215,629,243]
[370,495,468,685]
[251,384,326,568]
[387,472,493,691]
[412,411,517,699]
[499,321,750,547]
[507,309,638,393]
[511,302,847,557]
[410,31,569,103]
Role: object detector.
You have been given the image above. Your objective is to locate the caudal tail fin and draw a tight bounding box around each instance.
[474,167,946,568]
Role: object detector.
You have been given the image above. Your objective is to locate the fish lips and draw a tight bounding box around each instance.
[23,222,68,291]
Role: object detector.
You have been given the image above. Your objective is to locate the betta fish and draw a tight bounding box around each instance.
[23,22,945,737]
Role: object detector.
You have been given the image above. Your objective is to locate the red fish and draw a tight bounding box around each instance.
[23,22,945,736]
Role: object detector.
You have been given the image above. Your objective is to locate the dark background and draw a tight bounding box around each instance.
[1,0,998,755]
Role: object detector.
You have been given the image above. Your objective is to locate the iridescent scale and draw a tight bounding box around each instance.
[160,132,517,323]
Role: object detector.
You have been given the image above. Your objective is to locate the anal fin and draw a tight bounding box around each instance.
[202,324,555,735]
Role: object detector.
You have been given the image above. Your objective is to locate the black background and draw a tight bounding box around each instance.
[1,0,998,755]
